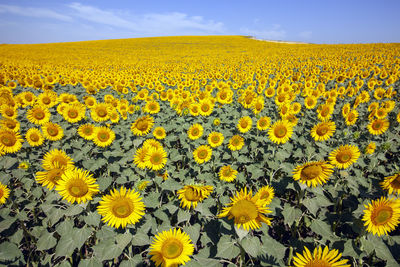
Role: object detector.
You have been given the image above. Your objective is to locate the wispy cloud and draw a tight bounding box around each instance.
[240,24,286,40]
[0,4,72,21]
[298,31,312,40]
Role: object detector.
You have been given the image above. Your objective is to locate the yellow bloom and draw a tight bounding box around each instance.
[193,145,212,164]
[293,161,334,187]
[25,128,44,147]
[219,165,238,182]
[27,106,51,125]
[365,142,376,154]
[187,123,203,140]
[0,129,23,154]
[380,173,400,195]
[207,132,224,147]
[228,134,244,151]
[268,120,293,144]
[62,103,85,123]
[36,163,69,190]
[42,122,64,141]
[91,103,111,122]
[77,124,96,140]
[131,115,154,136]
[133,147,149,169]
[42,149,74,171]
[292,246,350,267]
[177,185,213,209]
[256,116,271,131]
[253,185,275,204]
[18,161,30,170]
[145,147,168,171]
[329,145,360,169]
[0,182,10,205]
[367,118,390,135]
[237,116,252,133]
[93,126,115,147]
[0,118,20,132]
[153,127,166,140]
[310,121,336,142]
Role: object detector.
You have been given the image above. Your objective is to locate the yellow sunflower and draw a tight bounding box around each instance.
[133,147,149,169]
[77,124,96,140]
[27,106,51,125]
[153,127,166,140]
[304,96,317,109]
[1,105,17,120]
[257,116,271,131]
[55,168,99,204]
[93,126,115,147]
[293,161,334,187]
[380,173,400,195]
[228,135,244,151]
[42,149,74,171]
[345,109,358,126]
[97,186,145,228]
[36,91,58,108]
[42,122,64,141]
[362,196,400,236]
[91,103,111,122]
[25,128,44,147]
[149,228,194,267]
[143,139,163,150]
[177,185,213,209]
[365,142,376,155]
[145,147,168,171]
[367,118,390,135]
[0,182,10,205]
[131,115,154,136]
[36,163,69,190]
[0,118,20,132]
[292,246,350,267]
[218,188,272,231]
[219,165,238,182]
[268,120,293,144]
[207,132,224,147]
[0,129,23,154]
[193,145,212,164]
[254,185,275,204]
[310,121,336,142]
[62,103,86,123]
[329,145,360,169]
[187,123,203,140]
[144,100,160,114]
[237,116,252,133]
[198,99,213,116]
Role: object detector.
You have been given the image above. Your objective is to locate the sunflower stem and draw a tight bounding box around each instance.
[287,246,293,266]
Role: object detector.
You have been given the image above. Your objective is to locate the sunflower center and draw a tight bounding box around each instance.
[136,120,149,131]
[372,207,393,225]
[1,134,16,146]
[301,165,323,180]
[222,167,233,177]
[112,199,133,218]
[390,175,400,189]
[34,110,45,119]
[274,125,287,138]
[52,156,68,168]
[184,187,201,201]
[98,131,110,141]
[5,110,14,116]
[0,189,3,198]
[68,109,78,118]
[150,153,162,165]
[240,120,248,129]
[30,133,40,142]
[304,259,330,267]
[201,104,209,112]
[348,113,355,121]
[47,126,59,136]
[259,119,267,127]
[191,128,199,136]
[83,127,93,135]
[97,108,107,117]
[231,137,240,146]
[162,239,184,259]
[336,151,352,163]
[259,191,270,200]
[48,168,64,184]
[372,121,382,130]
[316,125,329,136]
[320,107,330,117]
[6,122,16,129]
[42,97,51,105]
[211,135,220,143]
[68,180,89,197]
[156,130,163,136]
[197,149,208,160]
[230,200,258,225]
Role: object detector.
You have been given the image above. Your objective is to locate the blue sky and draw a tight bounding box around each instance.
[0,0,399,44]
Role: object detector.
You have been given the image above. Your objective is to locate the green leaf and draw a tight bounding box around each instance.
[302,198,319,216]
[260,234,286,261]
[282,203,302,226]
[241,236,261,257]
[84,212,101,227]
[116,232,132,250]
[365,235,398,265]
[55,235,76,257]
[93,239,123,261]
[234,225,249,241]
[131,232,150,246]
[216,236,240,259]
[0,217,16,232]
[36,231,57,251]
[161,179,181,191]
[119,255,143,267]
[78,258,102,267]
[65,205,84,216]
[177,209,191,224]
[183,223,201,244]
[0,242,22,261]
[143,192,160,208]
[310,219,337,241]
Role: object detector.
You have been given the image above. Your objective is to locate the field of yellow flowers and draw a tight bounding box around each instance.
[0,36,400,266]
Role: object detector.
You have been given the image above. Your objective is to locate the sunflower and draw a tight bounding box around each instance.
[77,124,96,140]
[0,129,23,154]
[292,246,350,267]
[304,96,317,109]
[93,126,115,147]
[365,142,376,154]
[177,185,213,209]
[27,106,51,125]
[198,99,213,116]
[345,109,358,126]
[0,118,20,132]
[143,139,163,150]
[144,100,161,114]
[36,91,57,108]
[84,96,97,108]
[228,135,244,151]
[268,120,293,144]
[1,105,17,119]
[213,118,221,126]
[362,196,400,236]
[187,123,203,140]
[152,127,166,140]
[97,186,145,228]
[380,173,400,195]
[329,145,360,169]
[42,122,64,141]
[131,115,154,136]
[237,116,252,133]
[145,147,167,171]
[149,228,194,267]
[55,168,99,204]
[219,165,238,182]
[62,103,85,123]
[218,188,272,231]
[36,163,69,190]
[193,145,212,164]
[0,182,10,205]
[293,161,334,187]
[367,118,390,135]
[257,116,271,131]
[91,103,111,122]
[310,121,336,141]
[133,147,149,169]
[42,149,74,171]
[207,132,224,147]
[25,128,44,147]
[254,185,275,204]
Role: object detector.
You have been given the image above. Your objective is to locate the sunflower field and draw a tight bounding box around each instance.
[0,36,400,266]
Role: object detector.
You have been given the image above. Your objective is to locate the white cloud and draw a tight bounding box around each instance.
[0,4,72,21]
[240,24,286,40]
[298,31,312,39]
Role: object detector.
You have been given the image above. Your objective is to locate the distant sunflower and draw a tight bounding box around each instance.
[237,116,252,133]
[193,145,212,164]
[56,168,99,204]
[365,142,376,155]
[187,123,203,140]
[254,185,275,204]
[62,103,85,123]
[0,129,23,154]
[367,118,389,135]
[310,121,336,141]
[97,187,145,228]
[293,161,334,187]
[304,96,317,109]
[1,105,17,120]
[144,100,160,114]
[0,119,20,132]
[268,120,293,144]
[91,103,111,122]
[133,147,149,169]
[25,128,44,147]
[207,132,224,147]
[228,135,244,151]
[143,139,163,150]
[219,165,238,182]
[149,228,194,267]
[131,115,154,136]
[362,196,400,236]
[27,106,51,125]
[77,124,96,140]
[345,109,358,126]
[145,148,167,171]
[93,126,115,147]
[198,99,213,116]
[218,188,272,231]
[329,145,360,169]
[0,182,10,205]
[153,127,166,140]
[292,246,350,267]
[36,163,69,190]
[177,185,213,209]
[257,116,271,131]
[42,149,74,170]
[42,122,64,141]
[380,173,400,195]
